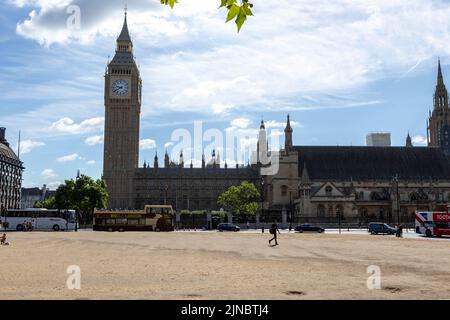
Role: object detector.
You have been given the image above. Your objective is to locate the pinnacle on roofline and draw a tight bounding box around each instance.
[117,9,131,42]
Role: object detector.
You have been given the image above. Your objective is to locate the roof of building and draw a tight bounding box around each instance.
[110,51,137,67]
[0,142,18,160]
[21,187,42,197]
[110,14,136,68]
[0,142,23,168]
[117,13,131,42]
[294,146,450,181]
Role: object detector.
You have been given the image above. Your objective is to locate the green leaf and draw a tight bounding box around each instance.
[219,0,227,8]
[160,0,178,9]
[226,4,240,23]
[235,12,247,32]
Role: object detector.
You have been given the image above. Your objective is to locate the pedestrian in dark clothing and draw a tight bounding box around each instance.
[261,226,265,233]
[269,222,281,246]
[399,224,403,238]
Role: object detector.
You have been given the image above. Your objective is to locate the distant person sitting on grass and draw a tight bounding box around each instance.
[269,222,281,246]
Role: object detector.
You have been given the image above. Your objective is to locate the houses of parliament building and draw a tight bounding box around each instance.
[103,13,450,225]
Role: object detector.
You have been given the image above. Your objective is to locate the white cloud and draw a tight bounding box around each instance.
[16,140,46,154]
[11,0,450,117]
[46,181,62,189]
[264,120,301,129]
[85,135,103,146]
[87,160,96,165]
[164,142,174,149]
[13,0,182,46]
[211,103,235,115]
[56,153,82,162]
[140,138,157,150]
[50,117,104,135]
[41,168,57,179]
[230,118,252,129]
[412,135,427,146]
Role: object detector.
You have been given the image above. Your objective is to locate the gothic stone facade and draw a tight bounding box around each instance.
[134,166,258,211]
[263,62,450,225]
[0,128,24,210]
[104,15,450,223]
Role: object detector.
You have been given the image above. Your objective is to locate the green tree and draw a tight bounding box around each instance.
[34,196,57,209]
[217,181,259,218]
[53,175,108,223]
[160,0,254,32]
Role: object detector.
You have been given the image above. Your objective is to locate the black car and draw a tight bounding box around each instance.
[217,223,240,232]
[368,222,396,235]
[295,224,325,233]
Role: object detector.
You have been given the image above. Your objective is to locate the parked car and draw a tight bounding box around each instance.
[368,222,397,235]
[294,223,325,233]
[217,223,240,232]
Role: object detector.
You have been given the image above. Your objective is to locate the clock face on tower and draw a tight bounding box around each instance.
[111,79,129,97]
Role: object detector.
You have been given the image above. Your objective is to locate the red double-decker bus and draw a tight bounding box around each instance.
[415,207,450,237]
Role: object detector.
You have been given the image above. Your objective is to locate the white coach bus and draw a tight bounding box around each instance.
[0,208,77,231]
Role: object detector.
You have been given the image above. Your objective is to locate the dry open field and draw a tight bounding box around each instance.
[0,231,449,300]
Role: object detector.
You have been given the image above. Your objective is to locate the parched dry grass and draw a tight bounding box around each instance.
[0,231,449,299]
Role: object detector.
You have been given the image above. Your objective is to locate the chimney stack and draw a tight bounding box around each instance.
[0,127,8,146]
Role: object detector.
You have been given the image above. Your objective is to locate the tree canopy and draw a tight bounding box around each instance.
[160,0,254,32]
[217,181,259,217]
[35,175,108,222]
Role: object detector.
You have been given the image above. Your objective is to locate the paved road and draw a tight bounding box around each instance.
[76,227,449,240]
[170,227,450,241]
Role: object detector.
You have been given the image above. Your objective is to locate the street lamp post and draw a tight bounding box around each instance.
[0,203,5,232]
[337,210,341,234]
[260,177,265,229]
[289,191,293,230]
[164,184,168,205]
[394,175,400,225]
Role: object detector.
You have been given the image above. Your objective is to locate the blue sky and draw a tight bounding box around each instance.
[1,0,449,189]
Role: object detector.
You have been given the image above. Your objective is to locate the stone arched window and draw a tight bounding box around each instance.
[325,186,332,196]
[370,192,380,201]
[328,205,334,216]
[317,204,325,217]
[359,207,368,218]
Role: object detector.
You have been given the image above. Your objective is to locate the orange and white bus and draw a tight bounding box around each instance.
[93,205,174,232]
[415,208,450,237]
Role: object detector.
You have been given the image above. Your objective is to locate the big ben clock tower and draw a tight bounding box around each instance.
[103,11,142,209]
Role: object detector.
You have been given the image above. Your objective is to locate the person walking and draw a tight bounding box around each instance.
[269,222,281,246]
